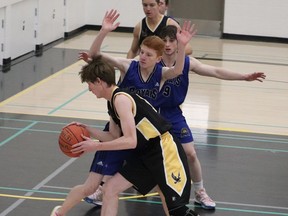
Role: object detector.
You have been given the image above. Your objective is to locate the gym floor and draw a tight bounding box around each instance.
[0,30,288,216]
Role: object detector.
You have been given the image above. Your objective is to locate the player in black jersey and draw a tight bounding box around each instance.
[127,0,192,58]
[75,55,199,216]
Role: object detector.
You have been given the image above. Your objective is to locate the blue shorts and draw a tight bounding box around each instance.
[90,150,132,175]
[170,118,194,144]
[159,107,194,144]
[89,122,132,175]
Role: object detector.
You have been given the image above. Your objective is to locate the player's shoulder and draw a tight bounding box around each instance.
[133,22,141,34]
[167,17,180,27]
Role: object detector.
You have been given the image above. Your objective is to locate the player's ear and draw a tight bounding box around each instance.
[95,77,102,83]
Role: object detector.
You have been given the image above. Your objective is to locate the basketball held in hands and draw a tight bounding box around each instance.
[58,124,90,157]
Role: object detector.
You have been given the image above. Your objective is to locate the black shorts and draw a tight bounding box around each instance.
[119,132,191,209]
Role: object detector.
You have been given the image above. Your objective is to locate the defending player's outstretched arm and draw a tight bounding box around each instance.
[189,56,266,82]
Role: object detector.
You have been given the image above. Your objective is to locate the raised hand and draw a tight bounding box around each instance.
[78,51,91,63]
[176,20,197,46]
[102,9,120,33]
[245,72,266,82]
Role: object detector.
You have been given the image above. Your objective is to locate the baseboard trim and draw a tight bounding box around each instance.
[1,57,11,73]
[222,33,288,44]
[64,25,134,39]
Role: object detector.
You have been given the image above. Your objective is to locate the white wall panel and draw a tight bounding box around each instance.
[0,8,4,64]
[36,0,64,45]
[224,0,288,38]
[65,0,86,32]
[10,0,36,59]
[85,0,143,27]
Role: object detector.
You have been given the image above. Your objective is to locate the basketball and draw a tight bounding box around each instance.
[58,124,90,157]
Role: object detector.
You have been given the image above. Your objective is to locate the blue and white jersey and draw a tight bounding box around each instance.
[154,56,190,110]
[119,60,162,106]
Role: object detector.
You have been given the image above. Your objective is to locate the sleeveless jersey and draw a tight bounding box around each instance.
[119,60,162,106]
[154,56,190,110]
[138,15,169,47]
[108,88,172,151]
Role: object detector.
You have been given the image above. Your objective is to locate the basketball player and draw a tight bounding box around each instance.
[127,0,192,58]
[51,55,200,216]
[153,25,266,210]
[159,0,169,15]
[50,9,197,216]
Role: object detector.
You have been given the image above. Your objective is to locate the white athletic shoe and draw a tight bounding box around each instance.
[50,206,61,216]
[83,186,103,206]
[194,188,216,210]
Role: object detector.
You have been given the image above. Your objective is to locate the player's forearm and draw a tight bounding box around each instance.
[185,43,193,55]
[86,126,115,142]
[89,29,109,57]
[126,49,138,59]
[215,68,247,80]
[97,136,137,151]
[174,44,186,76]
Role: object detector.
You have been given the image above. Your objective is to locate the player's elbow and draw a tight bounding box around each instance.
[127,49,137,59]
[89,51,101,59]
[127,137,137,149]
[185,44,193,56]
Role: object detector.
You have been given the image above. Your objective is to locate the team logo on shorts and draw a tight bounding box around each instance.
[172,172,181,184]
[180,127,190,138]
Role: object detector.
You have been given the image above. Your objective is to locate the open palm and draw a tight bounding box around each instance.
[177,21,197,46]
[102,9,120,32]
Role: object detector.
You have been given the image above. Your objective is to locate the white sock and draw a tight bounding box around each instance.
[193,180,204,192]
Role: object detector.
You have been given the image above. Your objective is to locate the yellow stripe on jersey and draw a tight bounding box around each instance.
[160,132,187,196]
[136,117,161,140]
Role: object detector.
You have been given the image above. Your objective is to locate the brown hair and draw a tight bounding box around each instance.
[79,55,116,86]
[159,25,177,40]
[141,35,165,57]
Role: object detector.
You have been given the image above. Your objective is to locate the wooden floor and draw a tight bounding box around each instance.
[0,30,288,216]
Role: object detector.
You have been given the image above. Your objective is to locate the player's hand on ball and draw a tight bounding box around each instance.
[72,137,100,154]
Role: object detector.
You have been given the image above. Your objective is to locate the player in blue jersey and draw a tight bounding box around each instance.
[82,9,196,105]
[154,25,266,209]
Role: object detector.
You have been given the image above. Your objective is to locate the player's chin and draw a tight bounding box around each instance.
[145,13,152,17]
[164,50,172,55]
[139,62,147,67]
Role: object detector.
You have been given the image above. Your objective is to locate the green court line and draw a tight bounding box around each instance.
[48,89,88,115]
[1,186,287,215]
[0,187,67,195]
[5,104,106,114]
[125,199,288,216]
[0,117,106,126]
[1,116,286,141]
[194,133,288,144]
[1,126,287,153]
[0,121,38,147]
[196,143,288,153]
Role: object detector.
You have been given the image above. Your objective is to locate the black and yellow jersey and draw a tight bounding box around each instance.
[108,87,172,149]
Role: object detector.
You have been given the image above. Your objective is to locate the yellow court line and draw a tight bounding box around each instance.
[0,192,159,202]
[0,61,82,108]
